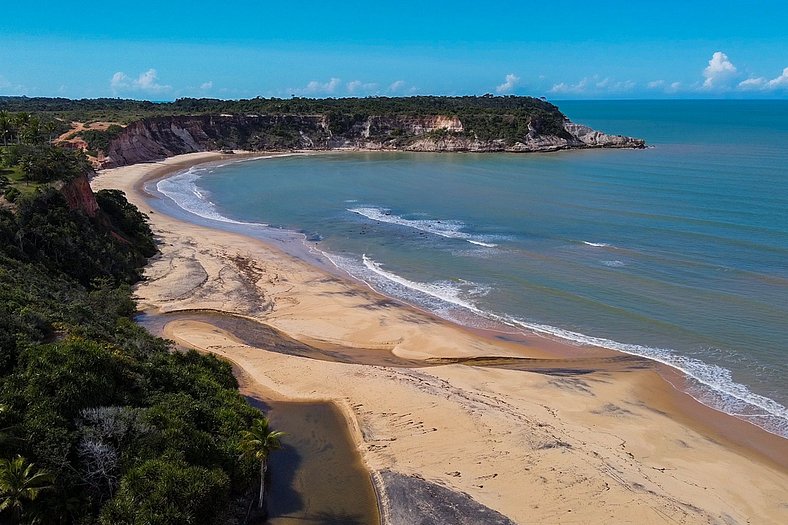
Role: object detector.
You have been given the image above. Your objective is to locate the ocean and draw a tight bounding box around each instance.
[152,100,788,437]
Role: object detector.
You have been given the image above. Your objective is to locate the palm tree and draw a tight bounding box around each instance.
[43,120,59,144]
[239,417,284,510]
[20,116,42,145]
[13,113,30,145]
[0,455,53,523]
[0,111,10,147]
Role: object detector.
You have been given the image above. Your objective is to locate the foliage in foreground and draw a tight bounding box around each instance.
[0,185,261,523]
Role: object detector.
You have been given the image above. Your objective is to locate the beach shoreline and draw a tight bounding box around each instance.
[93,151,788,524]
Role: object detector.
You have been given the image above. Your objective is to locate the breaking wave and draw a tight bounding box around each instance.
[349,206,498,247]
[156,166,260,226]
[322,252,788,438]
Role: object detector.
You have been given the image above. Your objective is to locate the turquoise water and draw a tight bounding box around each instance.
[154,100,788,437]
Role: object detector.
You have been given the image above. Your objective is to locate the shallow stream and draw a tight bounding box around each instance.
[136,312,381,525]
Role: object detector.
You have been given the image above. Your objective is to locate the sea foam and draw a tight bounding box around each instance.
[361,255,488,311]
[583,241,612,248]
[502,318,788,435]
[349,206,498,247]
[323,252,788,438]
[156,167,260,226]
[157,164,788,438]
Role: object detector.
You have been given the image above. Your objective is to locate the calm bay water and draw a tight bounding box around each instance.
[155,100,788,436]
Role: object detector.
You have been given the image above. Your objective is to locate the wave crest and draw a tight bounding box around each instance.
[325,252,788,438]
[156,167,260,226]
[349,206,498,247]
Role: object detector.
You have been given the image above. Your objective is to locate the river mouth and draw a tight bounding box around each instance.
[246,396,380,525]
[136,312,381,525]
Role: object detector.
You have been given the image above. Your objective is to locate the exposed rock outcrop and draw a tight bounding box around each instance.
[379,470,516,525]
[102,114,645,167]
[564,122,640,147]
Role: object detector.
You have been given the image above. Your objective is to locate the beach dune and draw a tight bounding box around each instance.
[92,152,788,524]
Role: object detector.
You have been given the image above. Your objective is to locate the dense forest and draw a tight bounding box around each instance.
[0,94,565,124]
[0,139,277,523]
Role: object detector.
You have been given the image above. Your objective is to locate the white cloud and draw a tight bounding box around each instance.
[346,80,378,95]
[738,67,788,91]
[388,80,406,93]
[110,72,129,91]
[611,79,635,91]
[737,77,767,90]
[346,80,362,93]
[769,67,788,89]
[387,80,419,94]
[136,69,160,90]
[549,76,635,95]
[540,53,783,97]
[768,67,788,88]
[111,69,171,94]
[702,51,738,89]
[496,73,520,94]
[549,79,587,94]
[200,81,213,90]
[646,80,682,93]
[297,77,341,95]
[286,78,413,97]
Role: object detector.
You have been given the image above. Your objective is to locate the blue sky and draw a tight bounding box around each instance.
[1,1,786,100]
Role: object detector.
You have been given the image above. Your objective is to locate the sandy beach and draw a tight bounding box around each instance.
[92,152,788,524]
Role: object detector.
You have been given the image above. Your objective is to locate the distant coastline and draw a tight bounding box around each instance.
[0,95,646,169]
[99,113,645,168]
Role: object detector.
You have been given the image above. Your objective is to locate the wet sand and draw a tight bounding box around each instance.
[94,152,788,524]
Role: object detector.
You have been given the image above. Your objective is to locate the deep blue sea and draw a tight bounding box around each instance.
[153,100,788,437]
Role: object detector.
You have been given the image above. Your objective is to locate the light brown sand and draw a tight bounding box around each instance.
[93,152,788,524]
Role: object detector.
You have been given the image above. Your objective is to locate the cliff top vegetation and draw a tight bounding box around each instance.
[0,94,566,127]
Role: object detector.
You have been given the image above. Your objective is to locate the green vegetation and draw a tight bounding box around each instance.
[1,109,87,199]
[3,144,92,183]
[0,150,278,522]
[0,456,53,523]
[75,125,124,156]
[240,418,284,510]
[1,94,565,123]
[0,109,69,147]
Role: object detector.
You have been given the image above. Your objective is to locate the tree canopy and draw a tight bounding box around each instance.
[0,177,266,523]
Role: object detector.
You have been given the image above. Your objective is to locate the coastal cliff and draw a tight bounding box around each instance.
[103,113,645,167]
[57,171,99,217]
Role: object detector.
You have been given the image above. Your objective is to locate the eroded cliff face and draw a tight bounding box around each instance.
[103,114,644,167]
[58,171,99,217]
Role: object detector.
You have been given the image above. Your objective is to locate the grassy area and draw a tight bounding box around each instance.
[0,165,47,198]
